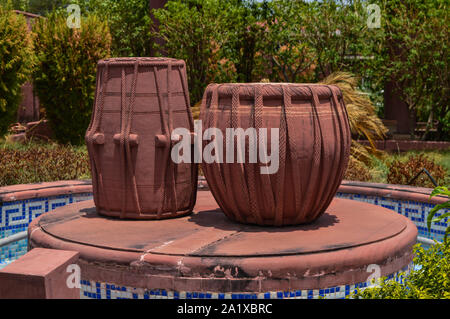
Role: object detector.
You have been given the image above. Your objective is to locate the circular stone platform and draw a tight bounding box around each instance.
[28,191,417,299]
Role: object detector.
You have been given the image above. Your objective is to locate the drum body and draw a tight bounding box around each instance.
[86,57,197,219]
[200,83,351,226]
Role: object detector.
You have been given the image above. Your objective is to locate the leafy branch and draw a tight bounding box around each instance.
[427,186,450,242]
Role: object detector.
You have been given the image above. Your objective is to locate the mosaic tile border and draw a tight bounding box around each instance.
[0,193,93,269]
[0,192,93,236]
[335,192,449,243]
[80,264,412,300]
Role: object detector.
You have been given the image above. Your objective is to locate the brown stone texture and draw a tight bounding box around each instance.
[85,57,197,219]
[36,197,407,256]
[200,83,351,226]
[0,248,80,299]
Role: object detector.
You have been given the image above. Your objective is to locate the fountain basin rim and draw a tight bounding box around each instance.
[28,208,416,292]
[27,191,417,291]
[34,195,410,257]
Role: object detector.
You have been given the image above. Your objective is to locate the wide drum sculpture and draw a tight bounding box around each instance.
[85,57,197,219]
[200,83,351,226]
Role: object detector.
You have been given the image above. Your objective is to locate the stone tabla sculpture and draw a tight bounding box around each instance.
[86,57,197,219]
[200,83,351,226]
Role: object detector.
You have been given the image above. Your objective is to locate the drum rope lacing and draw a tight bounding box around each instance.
[319,86,351,211]
[165,62,179,215]
[87,59,197,218]
[177,65,198,211]
[206,84,239,219]
[153,64,170,216]
[86,62,111,214]
[231,85,254,223]
[117,62,141,217]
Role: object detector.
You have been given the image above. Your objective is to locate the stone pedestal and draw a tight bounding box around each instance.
[27,191,417,299]
[0,248,80,299]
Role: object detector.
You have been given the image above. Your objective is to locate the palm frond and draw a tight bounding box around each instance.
[320,72,388,141]
[320,72,387,167]
[191,101,201,121]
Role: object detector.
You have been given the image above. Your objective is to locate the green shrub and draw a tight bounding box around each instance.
[20,0,70,15]
[0,0,29,12]
[387,154,446,188]
[74,0,152,57]
[33,11,110,145]
[0,141,90,186]
[5,0,152,57]
[351,242,450,299]
[428,186,450,241]
[0,5,36,135]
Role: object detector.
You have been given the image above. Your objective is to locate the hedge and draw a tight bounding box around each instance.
[33,11,111,145]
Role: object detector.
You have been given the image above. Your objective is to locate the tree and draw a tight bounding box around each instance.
[301,0,383,82]
[260,0,317,83]
[380,0,449,139]
[12,0,71,15]
[220,0,271,83]
[33,11,111,144]
[2,0,153,57]
[75,0,152,57]
[0,4,36,135]
[153,0,238,103]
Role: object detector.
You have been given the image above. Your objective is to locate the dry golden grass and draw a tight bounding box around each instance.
[320,72,388,166]
[191,101,201,121]
[320,72,387,142]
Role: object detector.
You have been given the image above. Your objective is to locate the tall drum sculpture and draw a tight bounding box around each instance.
[86,57,197,219]
[200,83,351,226]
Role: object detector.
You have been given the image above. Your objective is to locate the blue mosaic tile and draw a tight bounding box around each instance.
[79,263,413,300]
[0,193,93,267]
